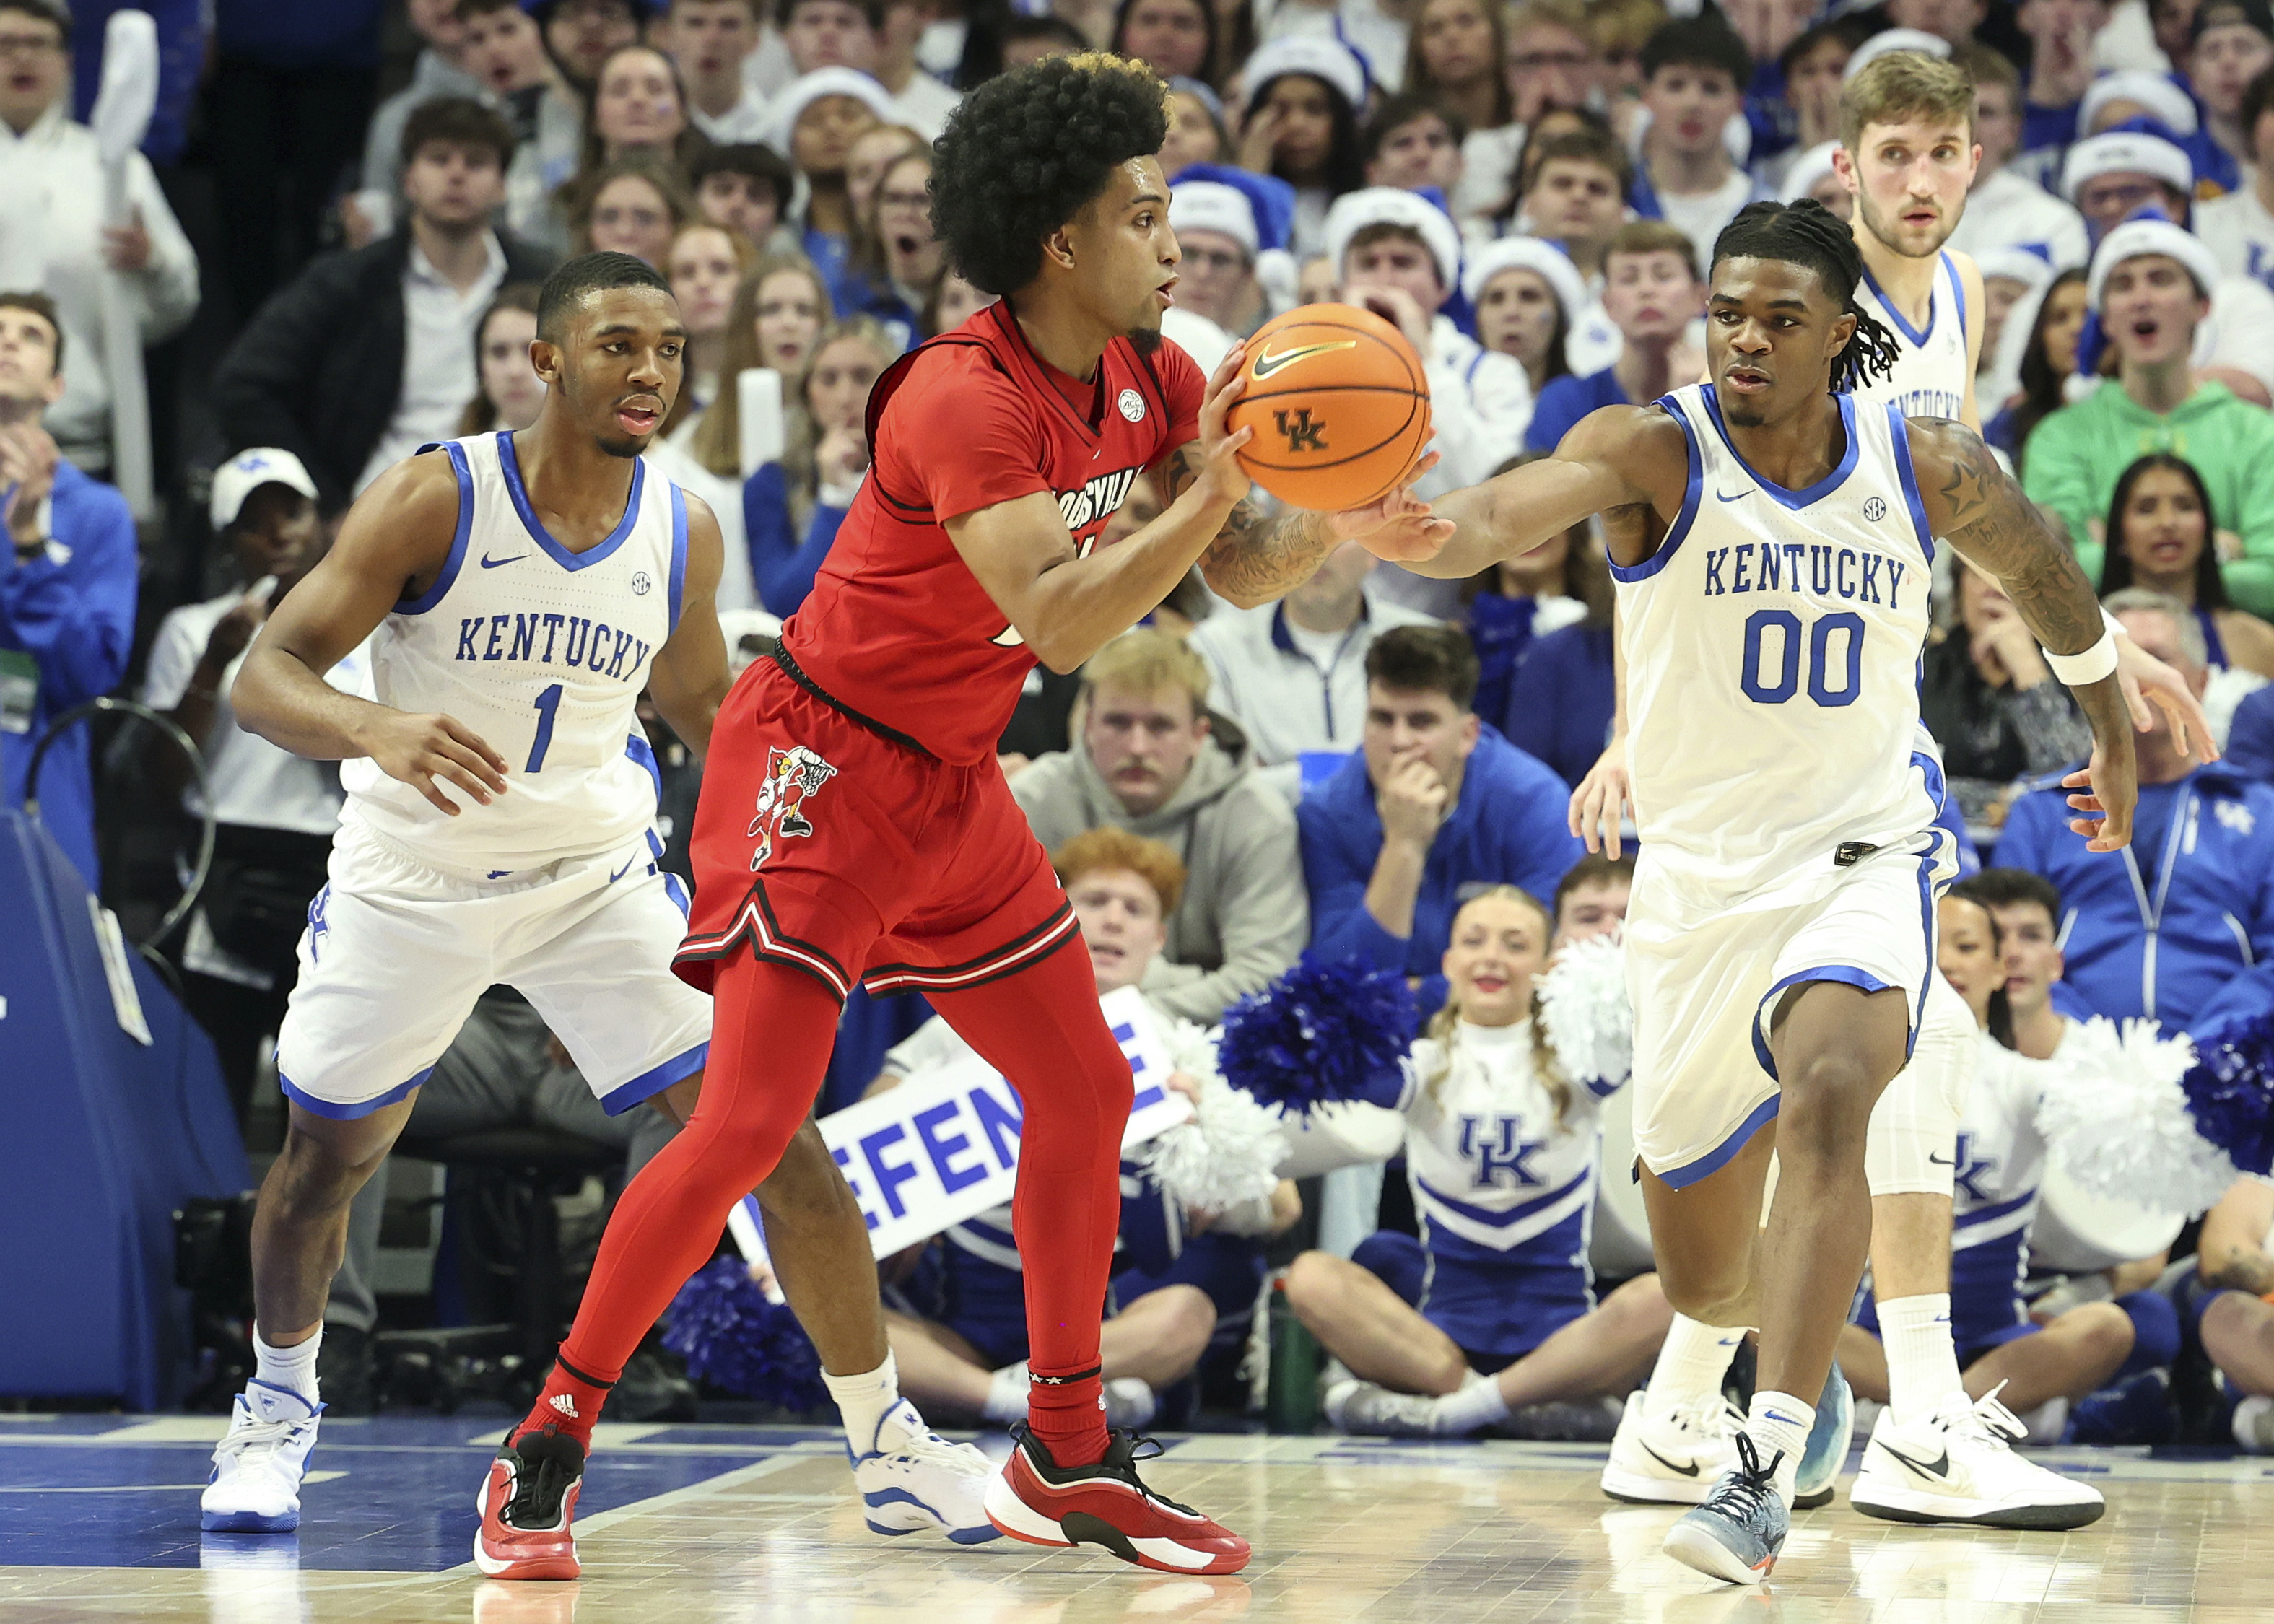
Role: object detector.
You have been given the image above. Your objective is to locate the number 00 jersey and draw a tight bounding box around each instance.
[1616,385,1942,899]
[338,431,689,873]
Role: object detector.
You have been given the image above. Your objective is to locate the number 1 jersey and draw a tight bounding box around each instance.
[1616,385,1941,900]
[338,431,689,872]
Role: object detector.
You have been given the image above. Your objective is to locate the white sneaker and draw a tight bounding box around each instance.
[1104,1377,1159,1431]
[2234,1393,2274,1452]
[850,1400,1001,1544]
[201,1382,323,1533]
[1600,1390,1745,1506]
[1850,1387,2105,1529]
[1323,1378,1441,1436]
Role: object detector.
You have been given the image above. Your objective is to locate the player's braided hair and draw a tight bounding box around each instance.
[1709,198,1901,395]
[929,53,1172,297]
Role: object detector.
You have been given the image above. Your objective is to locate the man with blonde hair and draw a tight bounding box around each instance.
[1010,629,1308,1024]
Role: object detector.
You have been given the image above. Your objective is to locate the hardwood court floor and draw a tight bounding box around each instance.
[3,1415,2271,1623]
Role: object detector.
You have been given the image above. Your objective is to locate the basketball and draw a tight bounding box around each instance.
[1227,304,1432,512]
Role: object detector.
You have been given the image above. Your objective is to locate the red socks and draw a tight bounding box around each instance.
[513,1353,617,1453]
[1026,1363,1108,1467]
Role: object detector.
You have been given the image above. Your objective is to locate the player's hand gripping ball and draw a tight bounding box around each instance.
[1227,304,1433,512]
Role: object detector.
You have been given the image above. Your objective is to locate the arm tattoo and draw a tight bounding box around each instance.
[1156,442,1341,603]
[1922,419,2103,657]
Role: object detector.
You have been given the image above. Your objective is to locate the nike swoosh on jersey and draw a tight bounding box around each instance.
[1639,1441,1702,1477]
[1715,488,1754,502]
[1252,339,1358,379]
[480,552,528,568]
[1927,1151,1956,1166]
[1877,1440,1951,1480]
[607,857,635,883]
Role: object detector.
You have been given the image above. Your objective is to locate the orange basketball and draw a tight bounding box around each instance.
[1227,303,1432,512]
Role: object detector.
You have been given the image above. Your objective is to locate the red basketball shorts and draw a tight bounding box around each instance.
[674,655,1079,1002]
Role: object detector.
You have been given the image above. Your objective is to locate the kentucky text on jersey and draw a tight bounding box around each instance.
[1699,541,1911,608]
[452,613,654,677]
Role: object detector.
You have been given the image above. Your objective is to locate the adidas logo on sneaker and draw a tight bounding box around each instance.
[549,1394,579,1419]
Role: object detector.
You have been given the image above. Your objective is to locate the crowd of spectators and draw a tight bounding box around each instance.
[14,0,2274,1436]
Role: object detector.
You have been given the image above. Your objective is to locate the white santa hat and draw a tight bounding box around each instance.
[1460,237,1590,323]
[1323,187,1462,294]
[1170,181,1259,258]
[2060,130,2196,202]
[1782,140,1844,204]
[764,68,899,158]
[2086,217,2223,309]
[1842,27,1953,79]
[2080,71,2201,136]
[1240,35,1368,112]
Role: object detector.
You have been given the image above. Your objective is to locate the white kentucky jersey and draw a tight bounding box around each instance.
[1617,384,1942,900]
[339,431,689,871]
[1850,250,1971,422]
[1394,1021,1617,1272]
[1948,1030,2055,1343]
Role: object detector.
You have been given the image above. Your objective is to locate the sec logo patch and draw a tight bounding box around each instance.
[1118,388,1145,423]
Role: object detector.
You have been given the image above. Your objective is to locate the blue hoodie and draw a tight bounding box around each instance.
[1297,727,1585,1010]
[1995,761,2274,1028]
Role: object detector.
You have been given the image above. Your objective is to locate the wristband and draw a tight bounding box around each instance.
[2043,627,2118,686]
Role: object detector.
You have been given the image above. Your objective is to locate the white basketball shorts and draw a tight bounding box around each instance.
[275,816,712,1119]
[1864,970,1977,1199]
[1625,826,1961,1188]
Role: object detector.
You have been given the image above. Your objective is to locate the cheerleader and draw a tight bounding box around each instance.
[1283,886,1674,1436]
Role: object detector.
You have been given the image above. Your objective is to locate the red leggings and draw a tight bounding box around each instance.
[557,937,1131,1420]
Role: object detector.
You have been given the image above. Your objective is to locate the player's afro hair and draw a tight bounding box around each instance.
[930,53,1172,297]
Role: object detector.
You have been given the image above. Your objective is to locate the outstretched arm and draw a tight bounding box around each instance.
[1912,416,2136,851]
[1359,405,1679,580]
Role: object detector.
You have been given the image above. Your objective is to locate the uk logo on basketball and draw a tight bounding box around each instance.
[746,745,837,870]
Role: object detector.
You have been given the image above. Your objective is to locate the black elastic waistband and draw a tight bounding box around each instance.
[767,642,936,759]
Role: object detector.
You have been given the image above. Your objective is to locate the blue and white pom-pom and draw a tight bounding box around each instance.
[1537,933,1632,1094]
[2037,1014,2274,1214]
[662,1257,828,1412]
[1216,954,1416,1115]
[1131,1018,1285,1218]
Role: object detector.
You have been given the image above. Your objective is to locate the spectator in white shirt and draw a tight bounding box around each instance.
[1946,44,2091,269]
[458,0,587,251]
[661,0,775,143]
[212,99,554,510]
[1325,188,1533,516]
[876,0,959,136]
[1188,538,1440,780]
[141,448,336,1116]
[2198,66,2274,294]
[357,0,484,210]
[1631,18,1769,261]
[0,0,199,475]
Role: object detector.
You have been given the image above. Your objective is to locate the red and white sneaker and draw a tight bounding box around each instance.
[474,1425,586,1580]
[983,1426,1250,1574]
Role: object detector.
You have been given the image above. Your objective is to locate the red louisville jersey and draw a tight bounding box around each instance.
[780,300,1206,764]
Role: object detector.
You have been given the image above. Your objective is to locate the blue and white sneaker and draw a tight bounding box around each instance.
[1663,1433,1788,1586]
[849,1399,1001,1544]
[1792,1361,1852,1509]
[201,1382,323,1532]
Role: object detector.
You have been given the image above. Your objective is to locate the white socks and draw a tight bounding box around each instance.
[1432,1368,1510,1435]
[983,1361,1029,1426]
[252,1327,321,1405]
[1878,1293,1966,1420]
[1746,1389,1813,1503]
[1644,1314,1748,1415]
[823,1353,902,1451]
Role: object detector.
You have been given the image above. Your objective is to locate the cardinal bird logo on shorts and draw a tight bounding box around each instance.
[746,745,837,870]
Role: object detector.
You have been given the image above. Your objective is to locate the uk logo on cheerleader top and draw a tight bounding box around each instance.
[747,745,837,870]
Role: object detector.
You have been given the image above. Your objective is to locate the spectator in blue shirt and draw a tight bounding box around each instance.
[1298,624,1585,1011]
[741,315,894,614]
[0,292,136,889]
[1995,589,2274,1026]
[1523,219,1706,456]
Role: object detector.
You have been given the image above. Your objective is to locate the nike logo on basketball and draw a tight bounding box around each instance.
[481,552,528,569]
[1639,1441,1702,1477]
[549,1394,579,1419]
[1252,339,1358,379]
[1878,1440,1950,1480]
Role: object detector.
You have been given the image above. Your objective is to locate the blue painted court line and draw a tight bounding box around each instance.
[0,1415,796,1571]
